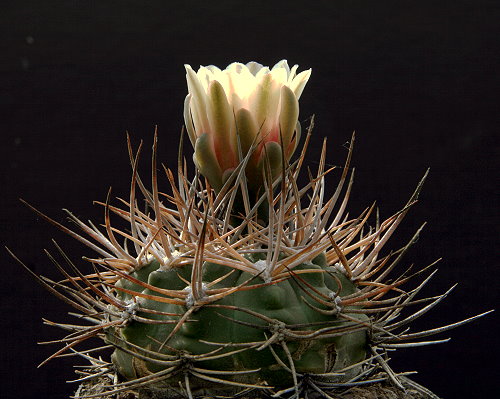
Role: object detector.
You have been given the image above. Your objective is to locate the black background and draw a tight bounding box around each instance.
[1,1,498,398]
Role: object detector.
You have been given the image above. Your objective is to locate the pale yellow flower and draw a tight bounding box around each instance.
[184,60,311,190]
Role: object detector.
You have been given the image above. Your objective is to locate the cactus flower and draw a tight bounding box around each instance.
[184,60,311,190]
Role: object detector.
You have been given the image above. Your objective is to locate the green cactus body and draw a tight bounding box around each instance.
[108,253,368,392]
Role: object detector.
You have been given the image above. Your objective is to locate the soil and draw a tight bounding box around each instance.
[75,375,441,399]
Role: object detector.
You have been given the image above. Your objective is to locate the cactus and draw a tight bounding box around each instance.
[10,61,491,398]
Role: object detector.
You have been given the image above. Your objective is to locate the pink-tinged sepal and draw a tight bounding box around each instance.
[207,80,236,171]
[194,133,223,191]
[279,85,299,157]
[257,141,283,182]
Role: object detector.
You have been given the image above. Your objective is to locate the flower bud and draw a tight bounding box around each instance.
[184,60,311,191]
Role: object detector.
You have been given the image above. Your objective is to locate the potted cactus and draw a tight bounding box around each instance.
[10,61,490,399]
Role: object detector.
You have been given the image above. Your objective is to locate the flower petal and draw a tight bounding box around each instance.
[206,65,222,74]
[207,80,236,170]
[196,66,214,92]
[255,66,271,80]
[289,120,302,158]
[185,65,210,133]
[235,107,258,157]
[249,73,281,137]
[272,59,290,76]
[270,65,288,86]
[183,94,197,146]
[288,64,298,84]
[290,69,312,99]
[246,61,264,75]
[226,62,247,73]
[194,133,223,191]
[226,66,256,102]
[257,141,283,180]
[278,85,299,153]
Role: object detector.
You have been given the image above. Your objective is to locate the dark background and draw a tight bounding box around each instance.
[1,1,498,398]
